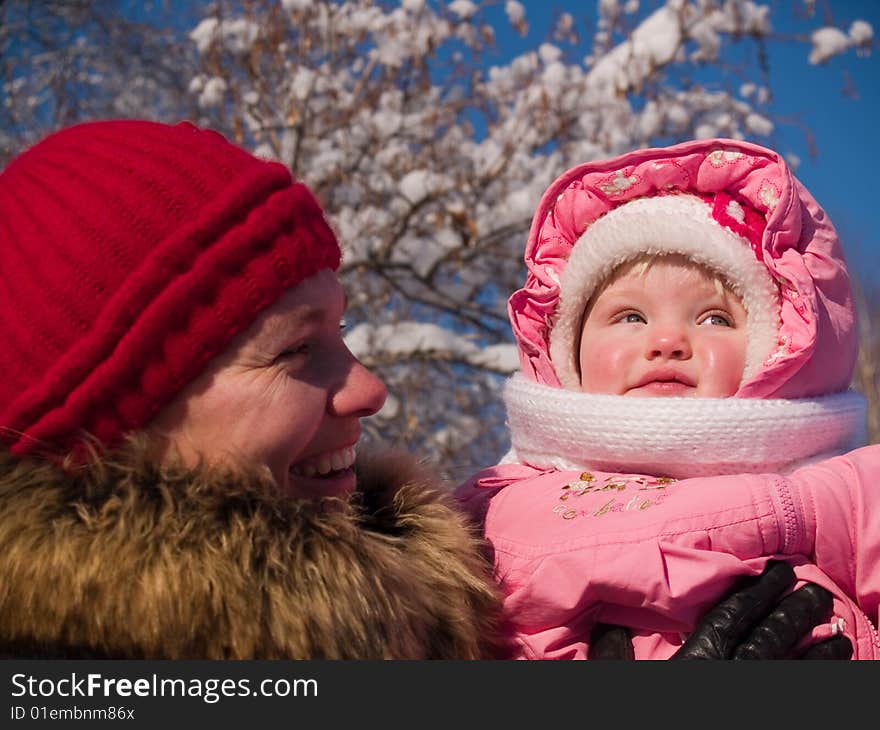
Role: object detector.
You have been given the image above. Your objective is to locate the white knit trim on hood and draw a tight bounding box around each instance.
[549,194,781,390]
[502,373,868,479]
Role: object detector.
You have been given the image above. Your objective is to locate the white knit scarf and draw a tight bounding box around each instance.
[502,373,868,478]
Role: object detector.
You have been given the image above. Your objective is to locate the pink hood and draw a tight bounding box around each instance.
[510,138,858,399]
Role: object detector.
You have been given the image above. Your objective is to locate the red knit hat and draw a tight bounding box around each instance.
[0,120,341,456]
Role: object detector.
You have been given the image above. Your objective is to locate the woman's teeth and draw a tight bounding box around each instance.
[290,446,356,478]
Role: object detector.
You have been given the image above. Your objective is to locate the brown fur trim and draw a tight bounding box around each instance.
[0,439,507,659]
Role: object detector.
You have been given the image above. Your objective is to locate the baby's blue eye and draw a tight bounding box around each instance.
[703,314,732,327]
[624,313,646,324]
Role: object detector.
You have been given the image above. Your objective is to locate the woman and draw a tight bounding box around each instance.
[0,120,847,659]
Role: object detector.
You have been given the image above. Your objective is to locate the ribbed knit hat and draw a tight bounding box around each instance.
[0,119,341,456]
[549,192,781,390]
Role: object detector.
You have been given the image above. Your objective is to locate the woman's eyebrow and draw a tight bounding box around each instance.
[257,306,325,347]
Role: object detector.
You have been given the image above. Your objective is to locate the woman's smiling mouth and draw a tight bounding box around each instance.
[290,445,357,478]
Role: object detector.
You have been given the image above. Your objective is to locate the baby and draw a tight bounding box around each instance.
[456,139,880,659]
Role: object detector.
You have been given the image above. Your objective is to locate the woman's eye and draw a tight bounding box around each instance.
[276,344,311,362]
[702,313,732,327]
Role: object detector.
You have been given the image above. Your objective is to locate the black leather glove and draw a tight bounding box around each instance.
[588,561,853,660]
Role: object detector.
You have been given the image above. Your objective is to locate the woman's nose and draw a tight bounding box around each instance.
[645,326,692,361]
[329,354,388,418]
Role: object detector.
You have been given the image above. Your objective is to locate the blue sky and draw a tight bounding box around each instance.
[763,1,880,288]
[489,1,880,289]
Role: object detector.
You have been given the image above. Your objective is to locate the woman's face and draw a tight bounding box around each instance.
[151,269,387,500]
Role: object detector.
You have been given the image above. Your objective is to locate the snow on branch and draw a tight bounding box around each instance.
[810,21,874,65]
[345,321,519,374]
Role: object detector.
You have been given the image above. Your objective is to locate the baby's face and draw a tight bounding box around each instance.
[578,261,748,397]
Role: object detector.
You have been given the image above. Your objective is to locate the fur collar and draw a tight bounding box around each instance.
[0,439,506,659]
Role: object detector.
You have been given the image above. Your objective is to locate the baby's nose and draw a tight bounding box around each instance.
[645,327,692,360]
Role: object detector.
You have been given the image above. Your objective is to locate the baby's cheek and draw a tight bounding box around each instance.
[701,340,747,396]
[580,338,631,394]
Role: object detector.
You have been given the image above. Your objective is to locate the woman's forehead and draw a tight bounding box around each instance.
[239,270,346,348]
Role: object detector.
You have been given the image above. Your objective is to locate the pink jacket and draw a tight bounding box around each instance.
[456,139,880,659]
